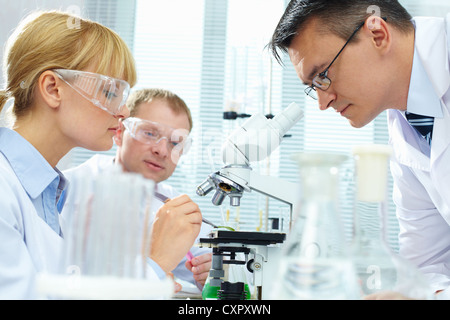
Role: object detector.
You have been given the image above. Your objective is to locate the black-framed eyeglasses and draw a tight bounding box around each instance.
[305,18,386,100]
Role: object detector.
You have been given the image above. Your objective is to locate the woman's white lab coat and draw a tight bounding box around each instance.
[0,154,63,299]
[387,15,450,298]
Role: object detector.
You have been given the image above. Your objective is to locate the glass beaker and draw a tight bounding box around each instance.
[36,167,174,299]
[351,144,433,299]
[271,152,360,300]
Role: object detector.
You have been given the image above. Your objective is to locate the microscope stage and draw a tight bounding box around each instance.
[199,230,286,246]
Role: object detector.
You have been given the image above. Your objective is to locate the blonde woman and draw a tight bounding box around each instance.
[0,11,201,299]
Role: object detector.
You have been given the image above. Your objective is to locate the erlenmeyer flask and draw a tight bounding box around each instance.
[271,152,360,300]
[351,144,433,299]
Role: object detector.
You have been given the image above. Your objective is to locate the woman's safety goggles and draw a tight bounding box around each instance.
[53,69,130,116]
[122,117,192,155]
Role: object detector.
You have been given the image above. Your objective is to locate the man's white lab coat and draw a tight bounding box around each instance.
[387,14,450,299]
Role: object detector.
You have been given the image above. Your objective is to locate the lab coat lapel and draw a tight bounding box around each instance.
[431,102,450,167]
[429,107,450,226]
[414,17,450,166]
[388,111,430,172]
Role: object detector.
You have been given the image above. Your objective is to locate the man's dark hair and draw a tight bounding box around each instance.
[269,0,413,64]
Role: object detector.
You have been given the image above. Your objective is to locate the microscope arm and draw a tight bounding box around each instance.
[247,170,299,207]
[219,166,299,219]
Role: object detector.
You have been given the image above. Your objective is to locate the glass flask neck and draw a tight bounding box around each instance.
[352,145,393,251]
[294,153,350,259]
[353,195,390,251]
[299,166,340,201]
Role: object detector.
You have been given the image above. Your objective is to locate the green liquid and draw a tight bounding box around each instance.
[243,284,251,300]
[216,226,235,231]
[202,283,220,300]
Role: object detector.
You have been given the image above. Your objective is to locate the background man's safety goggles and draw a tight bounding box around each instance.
[53,69,130,116]
[122,117,192,155]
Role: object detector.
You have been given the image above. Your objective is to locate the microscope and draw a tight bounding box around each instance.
[196,102,304,299]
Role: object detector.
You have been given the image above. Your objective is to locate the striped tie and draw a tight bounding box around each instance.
[405,112,434,145]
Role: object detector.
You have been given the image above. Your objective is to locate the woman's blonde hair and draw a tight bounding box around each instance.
[0,10,137,118]
[127,88,193,131]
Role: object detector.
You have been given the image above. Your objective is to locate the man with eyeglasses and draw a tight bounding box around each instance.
[269,0,450,299]
[63,88,212,294]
